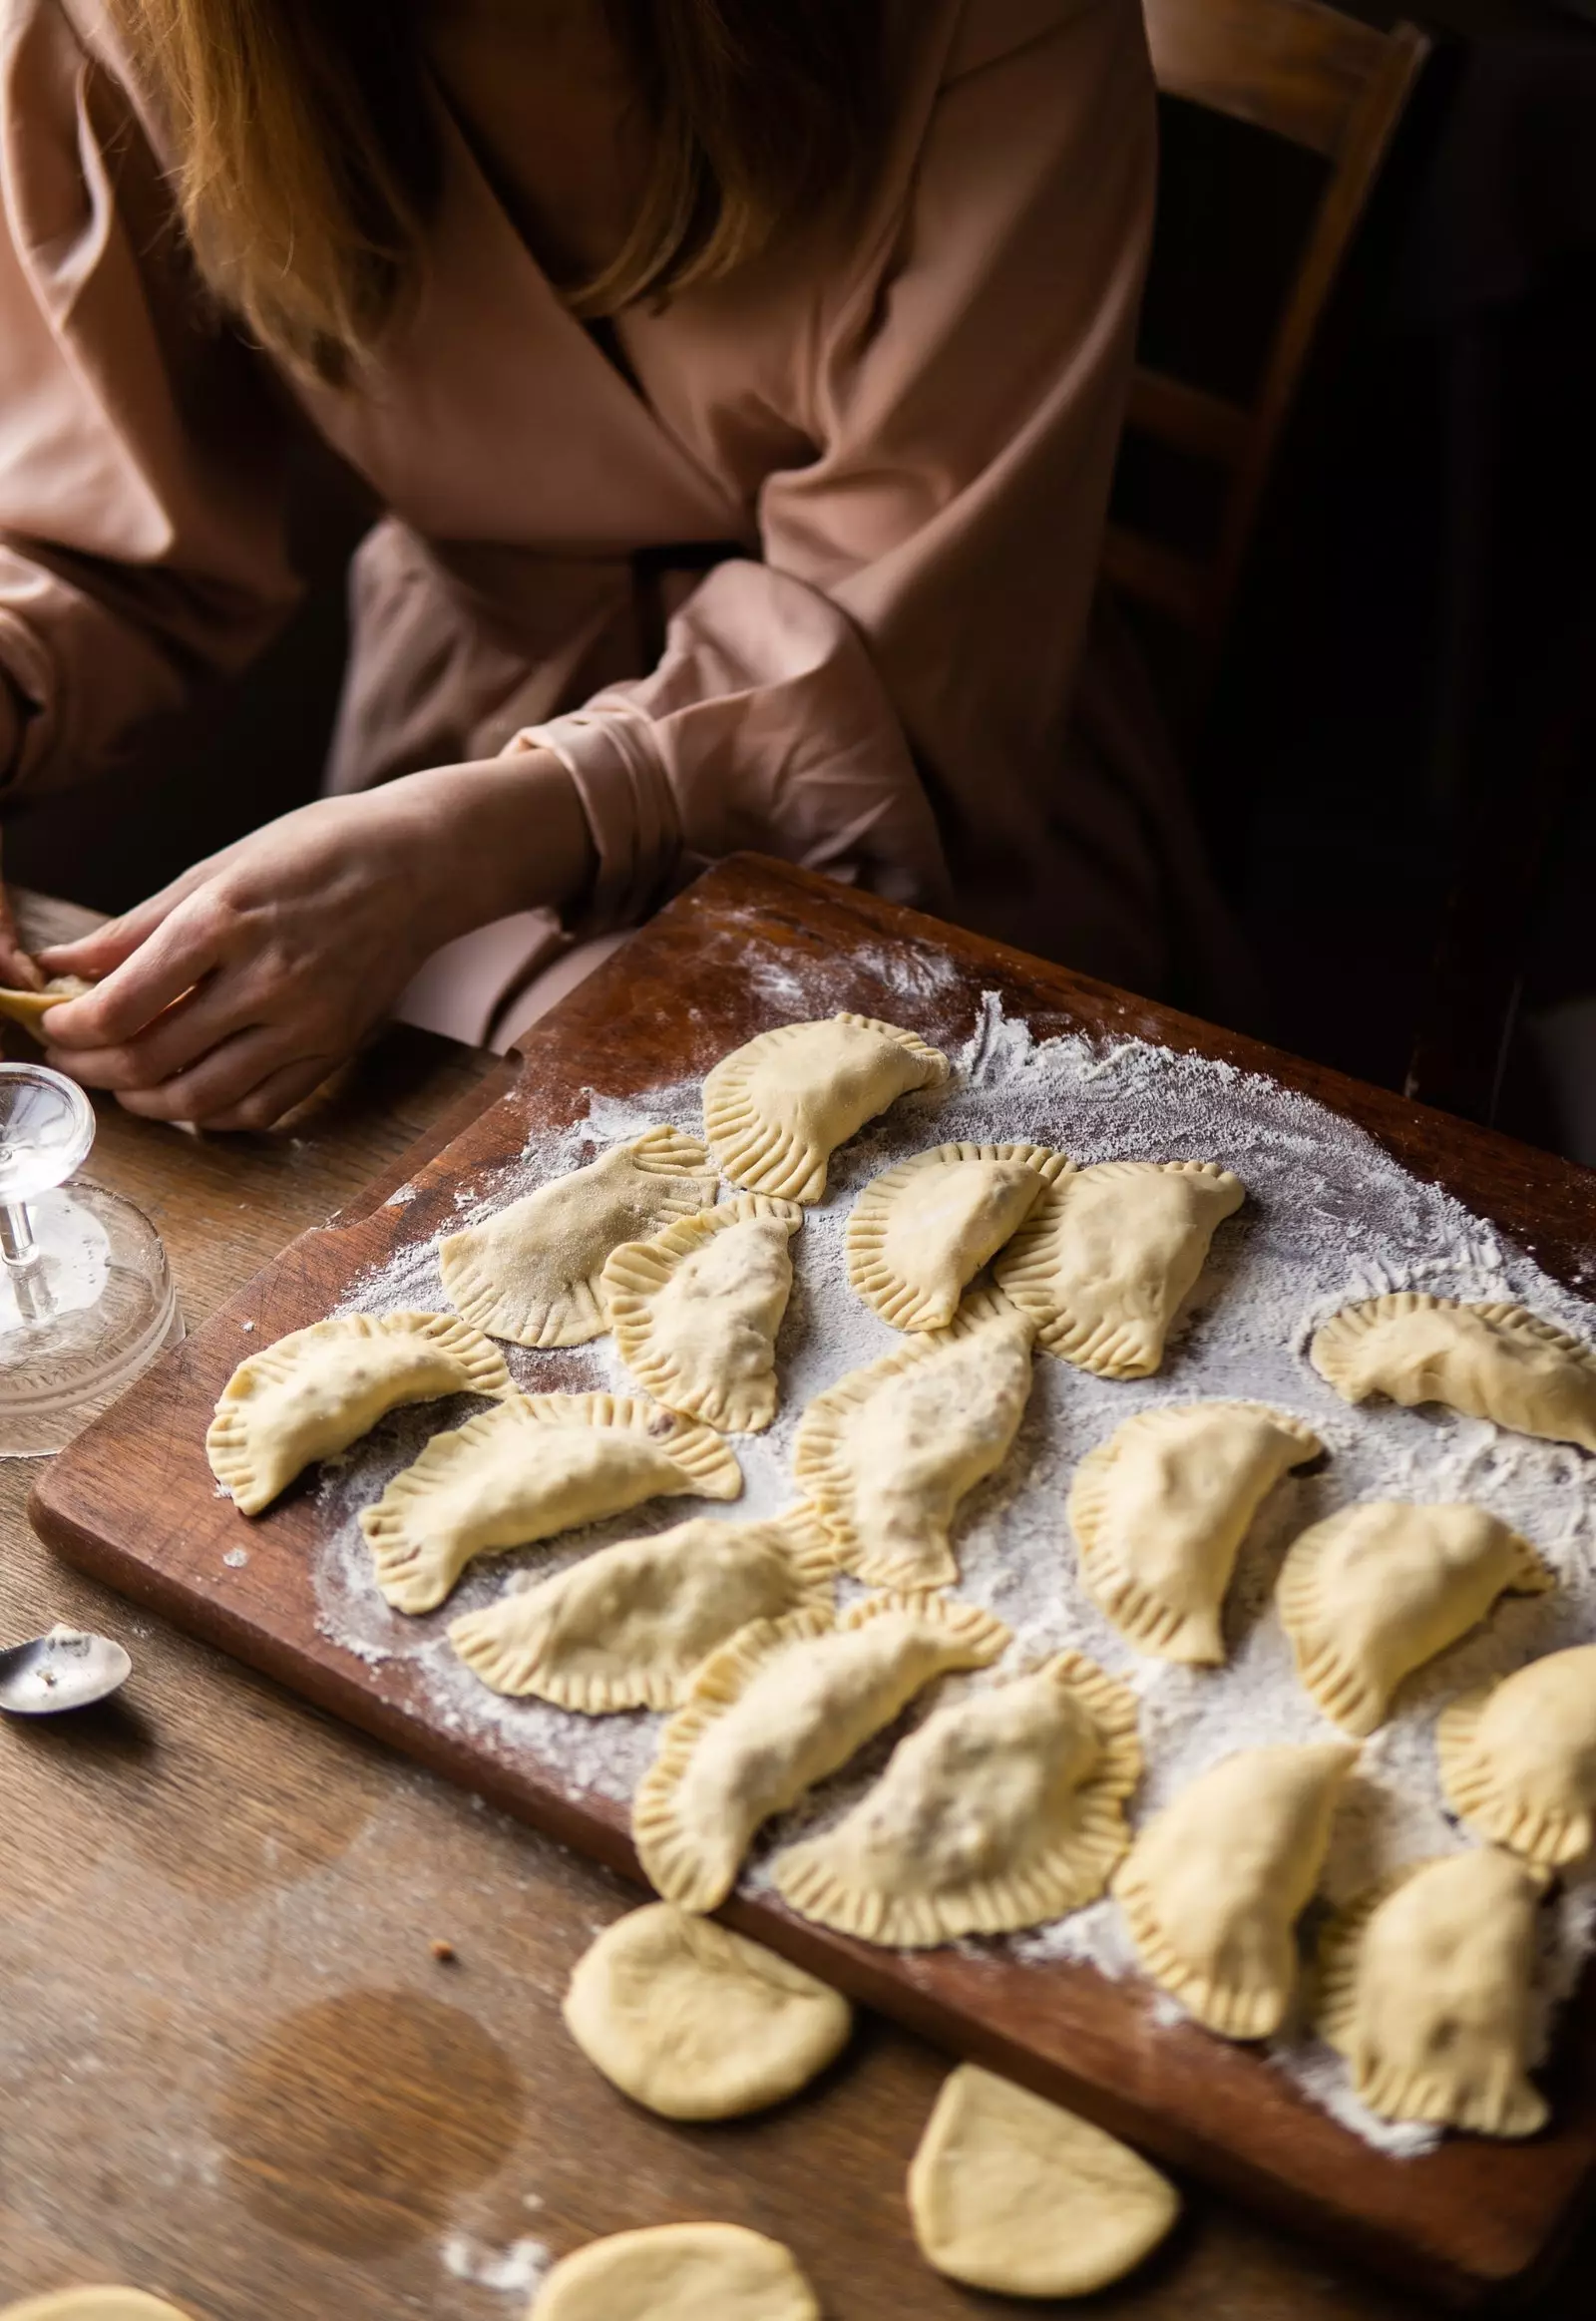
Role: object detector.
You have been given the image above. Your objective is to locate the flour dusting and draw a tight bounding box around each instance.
[441,2231,551,2294]
[311,991,1596,2157]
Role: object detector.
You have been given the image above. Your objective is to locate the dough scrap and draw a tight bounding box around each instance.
[773,1652,1140,1946]
[1069,1400,1324,1665]
[1317,1849,1548,2137]
[360,1391,742,1615]
[0,2298,200,2321]
[602,1194,802,1433]
[702,1012,950,1204]
[563,1902,852,2120]
[1437,1644,1596,1867]
[633,1592,1009,1913]
[1310,1293,1596,1454]
[995,1159,1244,1376]
[846,1141,1070,1331]
[531,2223,819,2321]
[792,1288,1035,1588]
[438,1127,717,1349]
[1114,1741,1357,2039]
[0,972,96,1029]
[1278,1501,1551,1739]
[206,1312,511,1516]
[907,2065,1180,2298]
[448,1508,835,1712]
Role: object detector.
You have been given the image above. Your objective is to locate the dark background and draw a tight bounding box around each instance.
[9,0,1594,1157]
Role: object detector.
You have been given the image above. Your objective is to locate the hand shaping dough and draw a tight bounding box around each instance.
[0,972,96,1029]
[702,1012,949,1203]
[845,1141,1070,1331]
[995,1159,1244,1376]
[206,1312,511,1515]
[1069,1400,1324,1665]
[1114,1741,1357,2039]
[908,2065,1180,2298]
[1438,1644,1596,1867]
[633,1592,1009,1912]
[438,1127,717,1349]
[1310,1293,1596,1453]
[1278,1501,1552,1738]
[773,1652,1140,1945]
[602,1195,802,1432]
[0,2298,200,2321]
[360,1391,742,1614]
[1317,1849,1548,2137]
[531,2224,820,2321]
[448,1508,835,1711]
[563,1903,852,2119]
[792,1288,1035,1588]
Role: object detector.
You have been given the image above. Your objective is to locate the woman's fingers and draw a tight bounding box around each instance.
[40,889,235,1049]
[0,865,44,990]
[110,1025,327,1128]
[37,847,243,981]
[183,1052,337,1135]
[42,980,245,1093]
[0,931,43,990]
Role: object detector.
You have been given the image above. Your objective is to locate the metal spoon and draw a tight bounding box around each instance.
[0,1622,132,1715]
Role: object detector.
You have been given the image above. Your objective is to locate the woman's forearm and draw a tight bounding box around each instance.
[386,747,598,953]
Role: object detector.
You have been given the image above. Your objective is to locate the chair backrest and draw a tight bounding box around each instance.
[1103,0,1429,660]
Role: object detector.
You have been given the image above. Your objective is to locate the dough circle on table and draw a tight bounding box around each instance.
[908,2065,1180,2298]
[0,973,96,1029]
[0,2294,200,2320]
[531,2222,820,2319]
[564,1903,852,2120]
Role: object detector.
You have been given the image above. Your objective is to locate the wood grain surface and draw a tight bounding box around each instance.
[12,866,1596,2321]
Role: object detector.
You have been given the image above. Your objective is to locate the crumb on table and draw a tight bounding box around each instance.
[430,1938,458,1964]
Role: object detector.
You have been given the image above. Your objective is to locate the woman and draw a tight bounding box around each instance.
[0,0,1232,1128]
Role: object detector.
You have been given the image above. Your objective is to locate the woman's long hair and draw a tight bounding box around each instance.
[113,0,885,379]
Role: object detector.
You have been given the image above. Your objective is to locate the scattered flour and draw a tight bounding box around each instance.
[311,991,1596,2158]
[441,2230,551,2294]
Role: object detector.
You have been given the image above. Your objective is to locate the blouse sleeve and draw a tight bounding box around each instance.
[514,0,1153,931]
[0,0,300,795]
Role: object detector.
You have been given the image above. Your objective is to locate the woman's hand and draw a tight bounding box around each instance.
[0,882,44,991]
[0,816,45,991]
[38,752,594,1130]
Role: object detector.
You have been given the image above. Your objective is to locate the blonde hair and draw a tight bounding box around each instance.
[115,0,884,379]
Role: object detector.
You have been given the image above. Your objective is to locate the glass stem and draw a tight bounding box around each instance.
[0,1200,38,1266]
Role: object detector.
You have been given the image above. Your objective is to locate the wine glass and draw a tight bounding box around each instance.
[0,1063,184,1455]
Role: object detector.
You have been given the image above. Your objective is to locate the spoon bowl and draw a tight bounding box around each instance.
[0,1623,133,1715]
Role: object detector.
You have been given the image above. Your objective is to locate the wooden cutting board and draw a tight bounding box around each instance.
[31,855,1596,2312]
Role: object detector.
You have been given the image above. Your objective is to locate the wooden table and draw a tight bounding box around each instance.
[1,883,1590,2321]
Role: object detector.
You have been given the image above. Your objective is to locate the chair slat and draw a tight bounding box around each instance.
[1126,371,1251,466]
[1100,527,1210,629]
[1143,0,1393,158]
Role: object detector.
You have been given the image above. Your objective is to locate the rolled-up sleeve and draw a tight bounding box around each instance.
[518,557,954,926]
[515,0,1152,931]
[0,0,299,794]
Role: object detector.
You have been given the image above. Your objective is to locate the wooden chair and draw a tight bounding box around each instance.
[1104,0,1430,672]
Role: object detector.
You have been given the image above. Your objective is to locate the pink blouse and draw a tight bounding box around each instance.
[0,0,1234,1030]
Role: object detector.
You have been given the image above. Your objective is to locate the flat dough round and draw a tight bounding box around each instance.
[1,2296,200,2321]
[908,2065,1180,2298]
[0,973,95,1030]
[564,1904,852,2119]
[531,2223,820,2320]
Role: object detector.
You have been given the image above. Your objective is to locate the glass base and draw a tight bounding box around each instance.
[0,1178,184,1456]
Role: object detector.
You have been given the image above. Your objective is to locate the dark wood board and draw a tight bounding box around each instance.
[30,854,1596,2314]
